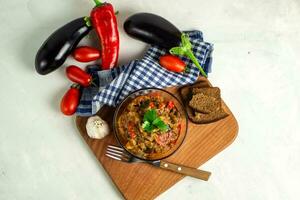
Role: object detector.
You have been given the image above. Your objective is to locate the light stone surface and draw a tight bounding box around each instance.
[1,0,300,199]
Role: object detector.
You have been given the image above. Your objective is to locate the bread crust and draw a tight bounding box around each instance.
[179,80,229,124]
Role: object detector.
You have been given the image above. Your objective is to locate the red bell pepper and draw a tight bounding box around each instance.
[90,0,119,69]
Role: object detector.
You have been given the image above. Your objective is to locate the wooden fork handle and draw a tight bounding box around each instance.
[159,160,211,181]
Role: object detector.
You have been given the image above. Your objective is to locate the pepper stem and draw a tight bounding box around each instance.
[93,0,103,6]
[169,33,207,77]
[186,49,207,78]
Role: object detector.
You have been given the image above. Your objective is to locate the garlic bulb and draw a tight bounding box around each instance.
[86,115,110,139]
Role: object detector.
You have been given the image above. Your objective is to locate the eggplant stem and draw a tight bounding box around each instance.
[84,16,92,27]
[93,0,103,6]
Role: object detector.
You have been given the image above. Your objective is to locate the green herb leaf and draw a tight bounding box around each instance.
[143,109,157,122]
[142,109,169,132]
[142,121,153,132]
[152,118,162,126]
[153,118,169,132]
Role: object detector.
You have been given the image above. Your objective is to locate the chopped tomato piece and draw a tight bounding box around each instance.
[149,102,155,108]
[167,101,175,110]
[127,122,136,139]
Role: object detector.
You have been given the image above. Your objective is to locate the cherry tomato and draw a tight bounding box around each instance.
[60,84,81,116]
[66,65,92,87]
[72,46,101,62]
[159,54,186,73]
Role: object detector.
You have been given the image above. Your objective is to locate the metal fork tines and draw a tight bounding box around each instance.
[106,145,133,162]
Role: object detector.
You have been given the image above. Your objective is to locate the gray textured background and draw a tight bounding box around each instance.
[0,0,299,199]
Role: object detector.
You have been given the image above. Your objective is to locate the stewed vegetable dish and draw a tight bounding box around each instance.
[117,94,181,159]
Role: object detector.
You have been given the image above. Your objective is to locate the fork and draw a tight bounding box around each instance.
[105,145,211,181]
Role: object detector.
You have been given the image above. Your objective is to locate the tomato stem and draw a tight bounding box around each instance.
[184,67,190,73]
[91,81,98,87]
[71,83,80,90]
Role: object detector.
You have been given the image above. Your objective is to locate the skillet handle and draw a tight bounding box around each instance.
[159,160,211,181]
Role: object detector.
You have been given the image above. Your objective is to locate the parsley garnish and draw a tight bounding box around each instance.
[142,109,169,133]
[153,118,169,132]
[142,121,153,132]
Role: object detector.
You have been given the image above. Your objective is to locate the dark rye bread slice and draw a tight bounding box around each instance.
[179,80,229,124]
[189,92,220,114]
[190,87,221,113]
[191,108,229,124]
[192,87,220,97]
[180,80,210,102]
[179,80,209,123]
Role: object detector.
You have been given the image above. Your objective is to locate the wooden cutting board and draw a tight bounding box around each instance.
[75,78,238,200]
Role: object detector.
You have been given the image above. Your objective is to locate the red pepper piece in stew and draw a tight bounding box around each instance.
[149,102,155,109]
[127,122,136,139]
[167,101,175,110]
[90,0,119,69]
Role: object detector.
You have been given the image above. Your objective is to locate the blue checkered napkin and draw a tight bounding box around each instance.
[76,30,213,116]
